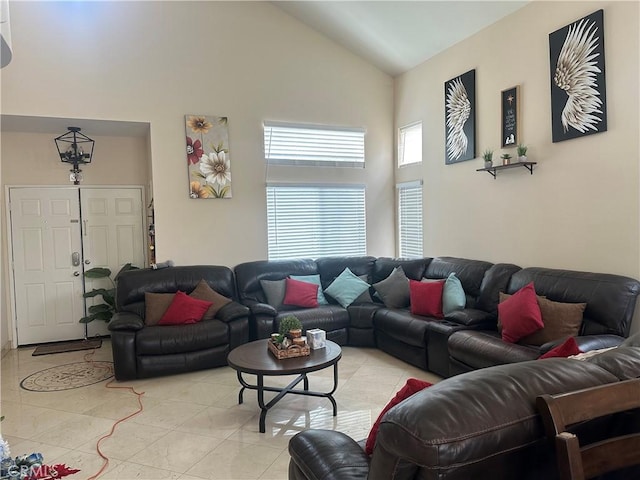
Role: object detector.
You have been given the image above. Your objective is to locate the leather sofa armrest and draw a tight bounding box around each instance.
[216,301,250,323]
[288,430,369,480]
[445,308,495,327]
[540,334,625,354]
[108,312,144,331]
[245,300,277,317]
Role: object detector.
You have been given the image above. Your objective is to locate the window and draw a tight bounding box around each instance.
[398,122,422,167]
[397,181,423,258]
[264,121,365,167]
[266,185,366,260]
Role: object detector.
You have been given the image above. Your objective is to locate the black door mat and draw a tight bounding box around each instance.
[32,339,102,356]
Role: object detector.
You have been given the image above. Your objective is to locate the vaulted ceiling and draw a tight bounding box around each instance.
[272,1,530,76]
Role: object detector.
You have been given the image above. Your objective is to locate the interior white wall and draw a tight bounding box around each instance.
[395,0,640,333]
[0,1,394,267]
[0,1,394,349]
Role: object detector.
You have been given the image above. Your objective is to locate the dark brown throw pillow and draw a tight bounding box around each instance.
[144,292,175,326]
[189,279,232,320]
[520,297,586,346]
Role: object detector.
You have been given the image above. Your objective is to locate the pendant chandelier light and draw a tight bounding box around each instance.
[54,127,94,185]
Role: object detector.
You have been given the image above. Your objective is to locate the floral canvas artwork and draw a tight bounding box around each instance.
[185,115,232,199]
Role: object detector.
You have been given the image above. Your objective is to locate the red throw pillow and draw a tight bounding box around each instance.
[283,277,319,308]
[498,282,544,343]
[365,378,432,455]
[158,291,213,325]
[539,337,582,359]
[409,279,445,318]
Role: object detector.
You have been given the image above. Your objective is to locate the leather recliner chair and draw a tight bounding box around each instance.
[108,265,250,380]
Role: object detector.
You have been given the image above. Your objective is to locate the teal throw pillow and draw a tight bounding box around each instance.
[443,272,466,315]
[324,268,370,308]
[290,274,329,305]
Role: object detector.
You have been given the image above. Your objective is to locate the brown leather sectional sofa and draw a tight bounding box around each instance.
[234,255,640,377]
[110,256,640,384]
[288,335,640,480]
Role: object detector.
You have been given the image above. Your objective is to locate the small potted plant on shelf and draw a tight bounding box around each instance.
[516,144,528,162]
[501,153,512,166]
[482,149,493,169]
[279,315,303,339]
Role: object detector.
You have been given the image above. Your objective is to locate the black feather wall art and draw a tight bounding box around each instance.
[549,10,607,142]
[444,69,476,164]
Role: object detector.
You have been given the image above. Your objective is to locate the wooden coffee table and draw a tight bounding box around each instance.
[227,339,342,433]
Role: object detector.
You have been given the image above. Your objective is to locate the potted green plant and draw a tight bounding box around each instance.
[279,315,303,338]
[80,263,138,323]
[516,144,528,162]
[482,149,494,169]
[501,153,512,165]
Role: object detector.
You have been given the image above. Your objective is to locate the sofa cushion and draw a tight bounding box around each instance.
[373,257,431,283]
[365,378,432,455]
[324,267,370,308]
[443,272,466,315]
[410,279,444,318]
[373,267,410,309]
[189,279,232,320]
[283,277,319,308]
[539,337,582,359]
[136,319,229,355]
[586,346,640,380]
[374,309,431,348]
[448,330,540,369]
[506,267,640,337]
[144,292,175,326]
[290,274,329,305]
[275,305,350,333]
[520,298,586,346]
[498,283,543,343]
[158,291,212,325]
[260,278,286,308]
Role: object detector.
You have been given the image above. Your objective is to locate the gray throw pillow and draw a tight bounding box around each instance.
[260,278,286,308]
[373,266,410,308]
[354,275,373,303]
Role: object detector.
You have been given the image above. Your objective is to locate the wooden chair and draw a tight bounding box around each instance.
[536,379,640,480]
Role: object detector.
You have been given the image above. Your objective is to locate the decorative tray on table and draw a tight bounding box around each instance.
[267,340,310,359]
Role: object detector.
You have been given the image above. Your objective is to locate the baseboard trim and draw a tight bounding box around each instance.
[1,340,11,358]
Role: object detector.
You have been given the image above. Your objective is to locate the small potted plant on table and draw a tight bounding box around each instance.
[279,315,302,338]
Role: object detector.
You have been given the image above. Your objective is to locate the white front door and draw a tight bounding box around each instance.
[9,188,86,345]
[81,187,146,338]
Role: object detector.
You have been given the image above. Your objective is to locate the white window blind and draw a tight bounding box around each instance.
[397,181,423,258]
[398,122,422,167]
[264,122,365,167]
[266,185,366,260]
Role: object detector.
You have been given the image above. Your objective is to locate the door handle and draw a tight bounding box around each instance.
[73,271,80,277]
[71,252,81,266]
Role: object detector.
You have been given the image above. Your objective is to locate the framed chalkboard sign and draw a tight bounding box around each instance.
[501,86,519,148]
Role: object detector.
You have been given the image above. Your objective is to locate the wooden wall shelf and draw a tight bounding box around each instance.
[476,161,537,179]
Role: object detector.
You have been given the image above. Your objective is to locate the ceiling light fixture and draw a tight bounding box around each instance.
[54,127,94,185]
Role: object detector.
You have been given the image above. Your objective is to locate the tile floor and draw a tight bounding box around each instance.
[1,341,440,479]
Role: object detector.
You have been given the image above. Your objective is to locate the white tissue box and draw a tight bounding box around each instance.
[307,329,326,349]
